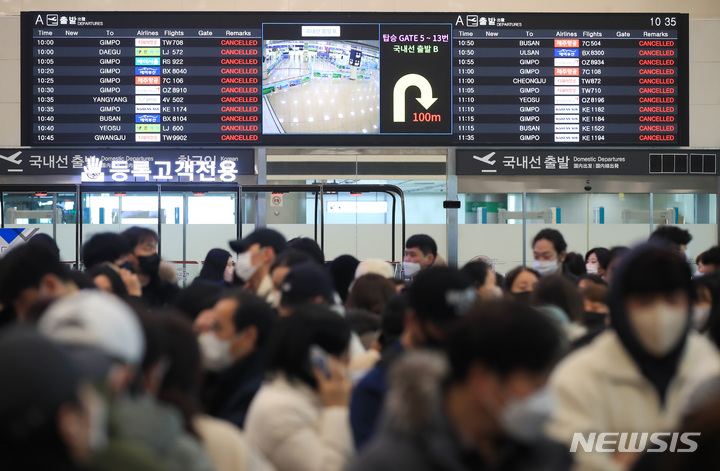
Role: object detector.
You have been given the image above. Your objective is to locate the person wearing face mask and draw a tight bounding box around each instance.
[230,228,287,302]
[585,247,611,279]
[402,234,438,280]
[504,266,541,305]
[38,290,167,471]
[195,248,235,286]
[198,290,276,430]
[532,229,578,284]
[0,243,80,324]
[461,260,503,301]
[122,226,180,308]
[350,300,570,471]
[692,272,720,349]
[350,267,476,450]
[547,243,720,471]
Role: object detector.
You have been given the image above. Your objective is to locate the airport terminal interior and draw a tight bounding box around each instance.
[2,2,720,471]
[262,40,380,134]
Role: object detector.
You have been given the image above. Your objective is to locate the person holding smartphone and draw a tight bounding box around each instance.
[245,304,354,471]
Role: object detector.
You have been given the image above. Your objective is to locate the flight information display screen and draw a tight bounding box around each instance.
[21,12,689,147]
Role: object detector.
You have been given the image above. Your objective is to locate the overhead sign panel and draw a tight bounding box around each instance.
[22,12,688,147]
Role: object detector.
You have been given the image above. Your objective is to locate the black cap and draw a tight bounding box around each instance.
[281,262,335,305]
[230,228,287,256]
[408,266,476,327]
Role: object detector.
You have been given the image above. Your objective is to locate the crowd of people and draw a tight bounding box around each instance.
[1,224,720,471]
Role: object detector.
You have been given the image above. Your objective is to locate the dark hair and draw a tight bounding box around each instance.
[121,226,158,251]
[447,301,563,382]
[460,260,491,288]
[346,274,396,315]
[651,225,692,247]
[329,255,360,303]
[0,244,72,306]
[174,281,224,322]
[0,328,82,468]
[379,294,408,349]
[585,247,612,270]
[532,229,567,255]
[408,266,475,326]
[287,237,325,265]
[156,314,203,437]
[82,232,131,270]
[27,234,60,258]
[620,248,693,299]
[197,248,231,283]
[702,247,720,267]
[264,304,350,389]
[406,234,437,257]
[223,290,276,348]
[88,264,129,297]
[505,266,540,292]
[346,309,381,336]
[532,275,584,323]
[270,249,311,273]
[564,252,587,277]
[608,246,630,266]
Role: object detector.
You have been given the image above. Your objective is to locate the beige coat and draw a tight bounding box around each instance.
[244,376,353,471]
[547,330,720,471]
[194,415,275,471]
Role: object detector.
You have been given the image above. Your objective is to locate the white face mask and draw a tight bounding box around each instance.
[223,265,235,284]
[501,387,556,443]
[692,305,712,331]
[585,263,599,275]
[85,387,109,454]
[629,303,688,357]
[534,259,560,276]
[198,332,233,372]
[266,289,281,308]
[403,261,421,278]
[235,251,258,282]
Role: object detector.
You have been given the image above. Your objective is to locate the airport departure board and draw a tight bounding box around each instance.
[21,12,689,147]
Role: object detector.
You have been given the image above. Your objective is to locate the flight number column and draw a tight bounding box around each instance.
[157,29,262,144]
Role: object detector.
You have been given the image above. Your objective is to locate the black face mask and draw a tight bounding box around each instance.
[511,291,532,305]
[584,311,608,330]
[119,261,135,273]
[137,254,161,276]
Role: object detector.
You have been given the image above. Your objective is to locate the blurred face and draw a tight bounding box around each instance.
[625,291,689,356]
[271,266,291,290]
[59,384,108,464]
[404,247,434,269]
[510,269,538,294]
[128,236,158,275]
[93,274,113,294]
[211,298,256,361]
[468,367,549,435]
[699,262,717,274]
[533,239,564,263]
[477,270,501,300]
